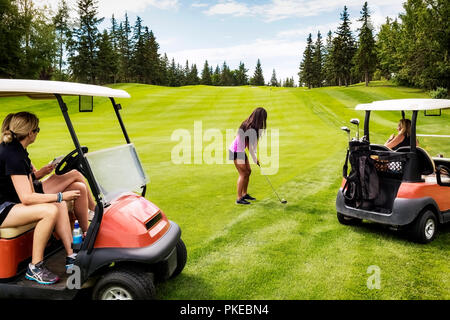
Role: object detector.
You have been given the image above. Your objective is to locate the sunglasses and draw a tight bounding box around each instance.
[32,127,40,133]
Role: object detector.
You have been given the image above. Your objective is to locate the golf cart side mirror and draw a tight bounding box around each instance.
[79,96,94,112]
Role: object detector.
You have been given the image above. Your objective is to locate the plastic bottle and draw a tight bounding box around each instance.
[72,220,83,245]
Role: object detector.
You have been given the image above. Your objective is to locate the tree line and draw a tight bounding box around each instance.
[0,0,295,87]
[299,0,449,91]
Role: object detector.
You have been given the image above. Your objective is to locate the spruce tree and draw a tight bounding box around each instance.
[97,30,118,84]
[323,30,336,86]
[355,2,377,86]
[235,61,249,86]
[251,59,265,86]
[333,6,356,86]
[68,0,104,84]
[201,60,212,85]
[312,31,324,87]
[299,33,314,88]
[270,69,278,87]
[53,0,70,80]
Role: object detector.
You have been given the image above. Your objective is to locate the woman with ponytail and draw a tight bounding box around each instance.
[0,112,80,285]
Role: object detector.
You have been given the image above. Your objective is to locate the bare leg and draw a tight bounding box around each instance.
[53,202,73,256]
[43,170,95,211]
[1,204,58,265]
[43,170,90,232]
[243,157,251,196]
[234,160,249,200]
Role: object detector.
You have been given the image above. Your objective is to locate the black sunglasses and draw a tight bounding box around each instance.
[32,127,40,133]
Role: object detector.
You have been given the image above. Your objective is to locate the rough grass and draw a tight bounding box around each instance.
[1,81,448,299]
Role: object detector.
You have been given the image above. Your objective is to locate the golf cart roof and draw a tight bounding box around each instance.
[355,99,450,111]
[0,79,130,100]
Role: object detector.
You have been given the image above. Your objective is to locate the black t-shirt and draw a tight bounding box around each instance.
[0,140,32,205]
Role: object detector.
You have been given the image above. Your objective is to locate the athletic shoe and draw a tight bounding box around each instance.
[25,261,59,285]
[236,197,251,205]
[243,194,256,201]
[65,254,77,270]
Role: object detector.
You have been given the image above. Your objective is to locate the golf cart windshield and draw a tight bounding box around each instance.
[85,144,148,203]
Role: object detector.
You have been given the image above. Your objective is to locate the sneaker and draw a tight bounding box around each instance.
[236,197,251,205]
[25,261,59,285]
[243,194,256,201]
[65,254,77,270]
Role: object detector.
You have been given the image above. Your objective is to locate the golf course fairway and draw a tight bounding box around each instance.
[1,81,448,299]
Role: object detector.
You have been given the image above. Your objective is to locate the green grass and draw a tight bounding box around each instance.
[1,81,448,299]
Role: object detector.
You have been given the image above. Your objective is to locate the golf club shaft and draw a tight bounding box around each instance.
[262,172,284,203]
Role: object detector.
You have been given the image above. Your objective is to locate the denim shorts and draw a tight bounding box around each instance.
[0,201,16,227]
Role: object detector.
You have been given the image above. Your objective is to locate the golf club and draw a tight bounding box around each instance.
[341,126,351,142]
[259,165,287,204]
[350,118,360,140]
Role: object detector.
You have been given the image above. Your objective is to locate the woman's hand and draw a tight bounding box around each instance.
[36,164,55,179]
[62,190,81,201]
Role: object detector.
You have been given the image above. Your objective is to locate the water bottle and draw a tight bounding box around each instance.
[72,220,83,245]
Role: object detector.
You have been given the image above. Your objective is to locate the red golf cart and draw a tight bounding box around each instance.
[336,99,450,243]
[0,80,187,299]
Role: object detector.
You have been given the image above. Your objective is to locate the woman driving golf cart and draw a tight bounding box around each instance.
[0,112,80,285]
[385,118,419,150]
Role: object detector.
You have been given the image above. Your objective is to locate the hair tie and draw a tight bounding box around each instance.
[9,130,17,138]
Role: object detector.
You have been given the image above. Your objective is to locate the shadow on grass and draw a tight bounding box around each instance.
[157,273,216,300]
[343,220,450,247]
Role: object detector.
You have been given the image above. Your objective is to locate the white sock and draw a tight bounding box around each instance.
[68,253,77,259]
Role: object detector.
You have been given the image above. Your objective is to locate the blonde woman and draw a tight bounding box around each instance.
[385,118,419,150]
[0,112,80,285]
[2,113,94,235]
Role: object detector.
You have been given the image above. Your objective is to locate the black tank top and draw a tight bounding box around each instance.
[392,135,410,151]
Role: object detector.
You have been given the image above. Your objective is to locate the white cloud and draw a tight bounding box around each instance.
[34,0,179,18]
[199,0,404,22]
[203,0,251,17]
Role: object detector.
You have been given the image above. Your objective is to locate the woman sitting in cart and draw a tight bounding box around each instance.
[2,113,94,235]
[0,112,80,285]
[385,118,419,150]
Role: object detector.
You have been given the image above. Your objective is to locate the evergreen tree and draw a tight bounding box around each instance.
[159,53,169,86]
[53,0,70,80]
[323,30,336,86]
[0,0,22,78]
[312,31,324,87]
[212,65,221,86]
[270,69,279,87]
[235,61,249,85]
[69,0,104,84]
[299,33,314,88]
[220,61,232,86]
[355,2,377,86]
[188,64,199,85]
[201,60,212,85]
[131,16,145,83]
[250,59,265,86]
[97,30,118,84]
[118,13,132,82]
[376,17,401,80]
[333,6,356,86]
[144,28,161,85]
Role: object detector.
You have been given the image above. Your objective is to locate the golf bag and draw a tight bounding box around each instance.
[342,141,380,209]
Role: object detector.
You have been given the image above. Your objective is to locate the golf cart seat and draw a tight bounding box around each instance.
[371,144,392,152]
[0,223,36,239]
[396,146,436,175]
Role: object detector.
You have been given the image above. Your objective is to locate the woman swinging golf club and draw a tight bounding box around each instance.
[229,107,267,205]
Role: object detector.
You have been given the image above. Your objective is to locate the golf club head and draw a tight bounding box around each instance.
[350,118,360,125]
[281,199,287,204]
[341,126,350,133]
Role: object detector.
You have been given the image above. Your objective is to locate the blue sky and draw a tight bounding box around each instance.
[38,0,405,84]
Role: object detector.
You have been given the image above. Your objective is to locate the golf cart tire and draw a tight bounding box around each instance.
[92,268,156,300]
[171,238,187,279]
[337,212,362,226]
[409,210,438,244]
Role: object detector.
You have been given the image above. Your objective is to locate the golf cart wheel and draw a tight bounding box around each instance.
[337,212,362,226]
[170,238,187,279]
[92,269,156,300]
[410,210,438,244]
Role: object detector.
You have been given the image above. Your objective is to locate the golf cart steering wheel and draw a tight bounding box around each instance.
[55,147,88,176]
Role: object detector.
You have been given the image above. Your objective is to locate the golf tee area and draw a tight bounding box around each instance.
[2,81,448,300]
